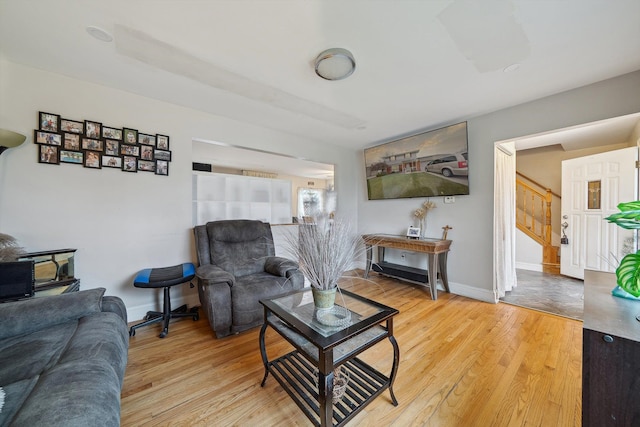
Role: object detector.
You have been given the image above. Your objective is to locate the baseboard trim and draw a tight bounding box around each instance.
[448,281,497,304]
[515,262,543,272]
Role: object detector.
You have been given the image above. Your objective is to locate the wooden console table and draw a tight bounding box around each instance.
[362,234,451,300]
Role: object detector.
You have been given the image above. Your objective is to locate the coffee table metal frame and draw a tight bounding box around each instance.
[259,288,399,426]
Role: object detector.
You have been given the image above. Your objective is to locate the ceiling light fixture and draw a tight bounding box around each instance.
[86,26,113,42]
[314,48,356,81]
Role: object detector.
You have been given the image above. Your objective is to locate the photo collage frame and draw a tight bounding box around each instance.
[34,111,171,176]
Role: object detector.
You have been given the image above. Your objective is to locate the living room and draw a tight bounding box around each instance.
[1,1,640,426]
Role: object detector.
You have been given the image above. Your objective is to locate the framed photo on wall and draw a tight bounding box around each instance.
[102,126,122,140]
[138,133,156,146]
[104,140,119,156]
[63,133,80,150]
[82,138,103,151]
[39,112,60,132]
[154,149,171,161]
[38,145,59,164]
[155,160,169,176]
[122,156,137,172]
[84,120,102,139]
[34,130,62,146]
[123,128,138,145]
[121,144,139,156]
[102,155,122,168]
[84,150,101,169]
[60,118,83,134]
[138,160,155,172]
[156,134,169,150]
[60,150,83,165]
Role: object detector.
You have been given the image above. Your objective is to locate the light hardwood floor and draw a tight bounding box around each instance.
[121,274,582,426]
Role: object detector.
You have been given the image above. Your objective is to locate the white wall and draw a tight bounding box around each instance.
[0,59,359,320]
[357,70,640,303]
[515,229,543,272]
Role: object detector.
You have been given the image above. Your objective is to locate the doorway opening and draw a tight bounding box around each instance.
[494,112,640,319]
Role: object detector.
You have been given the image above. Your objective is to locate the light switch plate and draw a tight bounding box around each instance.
[444,196,455,204]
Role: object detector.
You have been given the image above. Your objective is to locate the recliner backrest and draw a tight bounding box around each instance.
[201,220,275,277]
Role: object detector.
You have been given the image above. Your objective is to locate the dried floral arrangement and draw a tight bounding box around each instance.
[412,200,437,221]
[0,233,25,261]
[283,215,363,291]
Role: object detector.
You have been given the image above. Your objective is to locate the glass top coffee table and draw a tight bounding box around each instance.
[259,288,400,427]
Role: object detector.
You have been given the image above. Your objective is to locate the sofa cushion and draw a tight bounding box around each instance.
[57,312,129,386]
[12,359,122,427]
[0,322,76,386]
[0,288,105,340]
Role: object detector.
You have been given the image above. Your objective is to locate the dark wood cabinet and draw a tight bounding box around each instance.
[582,270,640,426]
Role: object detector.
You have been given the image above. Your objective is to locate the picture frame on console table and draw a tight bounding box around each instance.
[407,226,420,239]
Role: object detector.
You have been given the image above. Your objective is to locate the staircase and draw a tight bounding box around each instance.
[516,174,560,274]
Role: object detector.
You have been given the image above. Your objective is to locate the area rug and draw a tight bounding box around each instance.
[500,269,584,321]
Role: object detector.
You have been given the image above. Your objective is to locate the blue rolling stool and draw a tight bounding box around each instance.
[129,263,199,338]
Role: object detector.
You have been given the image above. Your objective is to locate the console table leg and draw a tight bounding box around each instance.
[439,252,450,292]
[364,244,373,278]
[259,322,269,387]
[427,254,439,300]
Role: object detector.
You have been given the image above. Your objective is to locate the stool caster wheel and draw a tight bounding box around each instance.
[129,329,135,337]
[159,329,168,338]
[190,306,199,321]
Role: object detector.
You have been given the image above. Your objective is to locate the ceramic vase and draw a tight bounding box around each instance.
[312,287,337,309]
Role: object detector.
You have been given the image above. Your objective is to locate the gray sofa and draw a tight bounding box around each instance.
[194,220,304,338]
[0,288,128,426]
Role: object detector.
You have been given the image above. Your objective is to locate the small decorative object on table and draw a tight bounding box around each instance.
[412,199,437,239]
[313,366,350,403]
[406,226,420,239]
[604,200,640,322]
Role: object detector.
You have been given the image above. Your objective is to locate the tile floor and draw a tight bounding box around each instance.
[500,269,584,321]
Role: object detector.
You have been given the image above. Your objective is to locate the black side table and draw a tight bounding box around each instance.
[259,288,400,427]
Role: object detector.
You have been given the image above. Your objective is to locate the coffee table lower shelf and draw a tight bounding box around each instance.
[267,350,391,427]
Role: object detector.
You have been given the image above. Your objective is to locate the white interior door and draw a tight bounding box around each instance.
[560,146,638,279]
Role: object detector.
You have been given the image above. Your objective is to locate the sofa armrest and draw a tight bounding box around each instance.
[0,287,106,340]
[102,295,128,324]
[264,256,299,278]
[196,264,235,287]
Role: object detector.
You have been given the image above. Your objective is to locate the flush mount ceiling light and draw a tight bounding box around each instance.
[86,26,113,42]
[314,48,356,81]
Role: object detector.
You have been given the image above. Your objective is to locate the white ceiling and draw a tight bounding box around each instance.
[1,0,639,153]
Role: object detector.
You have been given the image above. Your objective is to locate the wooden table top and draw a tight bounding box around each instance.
[362,233,452,253]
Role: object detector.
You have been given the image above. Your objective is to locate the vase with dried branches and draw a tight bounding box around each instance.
[284,215,362,309]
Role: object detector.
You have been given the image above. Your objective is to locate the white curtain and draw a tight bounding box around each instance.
[494,142,517,299]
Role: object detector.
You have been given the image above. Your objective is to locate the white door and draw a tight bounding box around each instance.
[560,147,638,279]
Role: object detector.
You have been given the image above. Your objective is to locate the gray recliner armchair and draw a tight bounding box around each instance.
[193,219,304,338]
